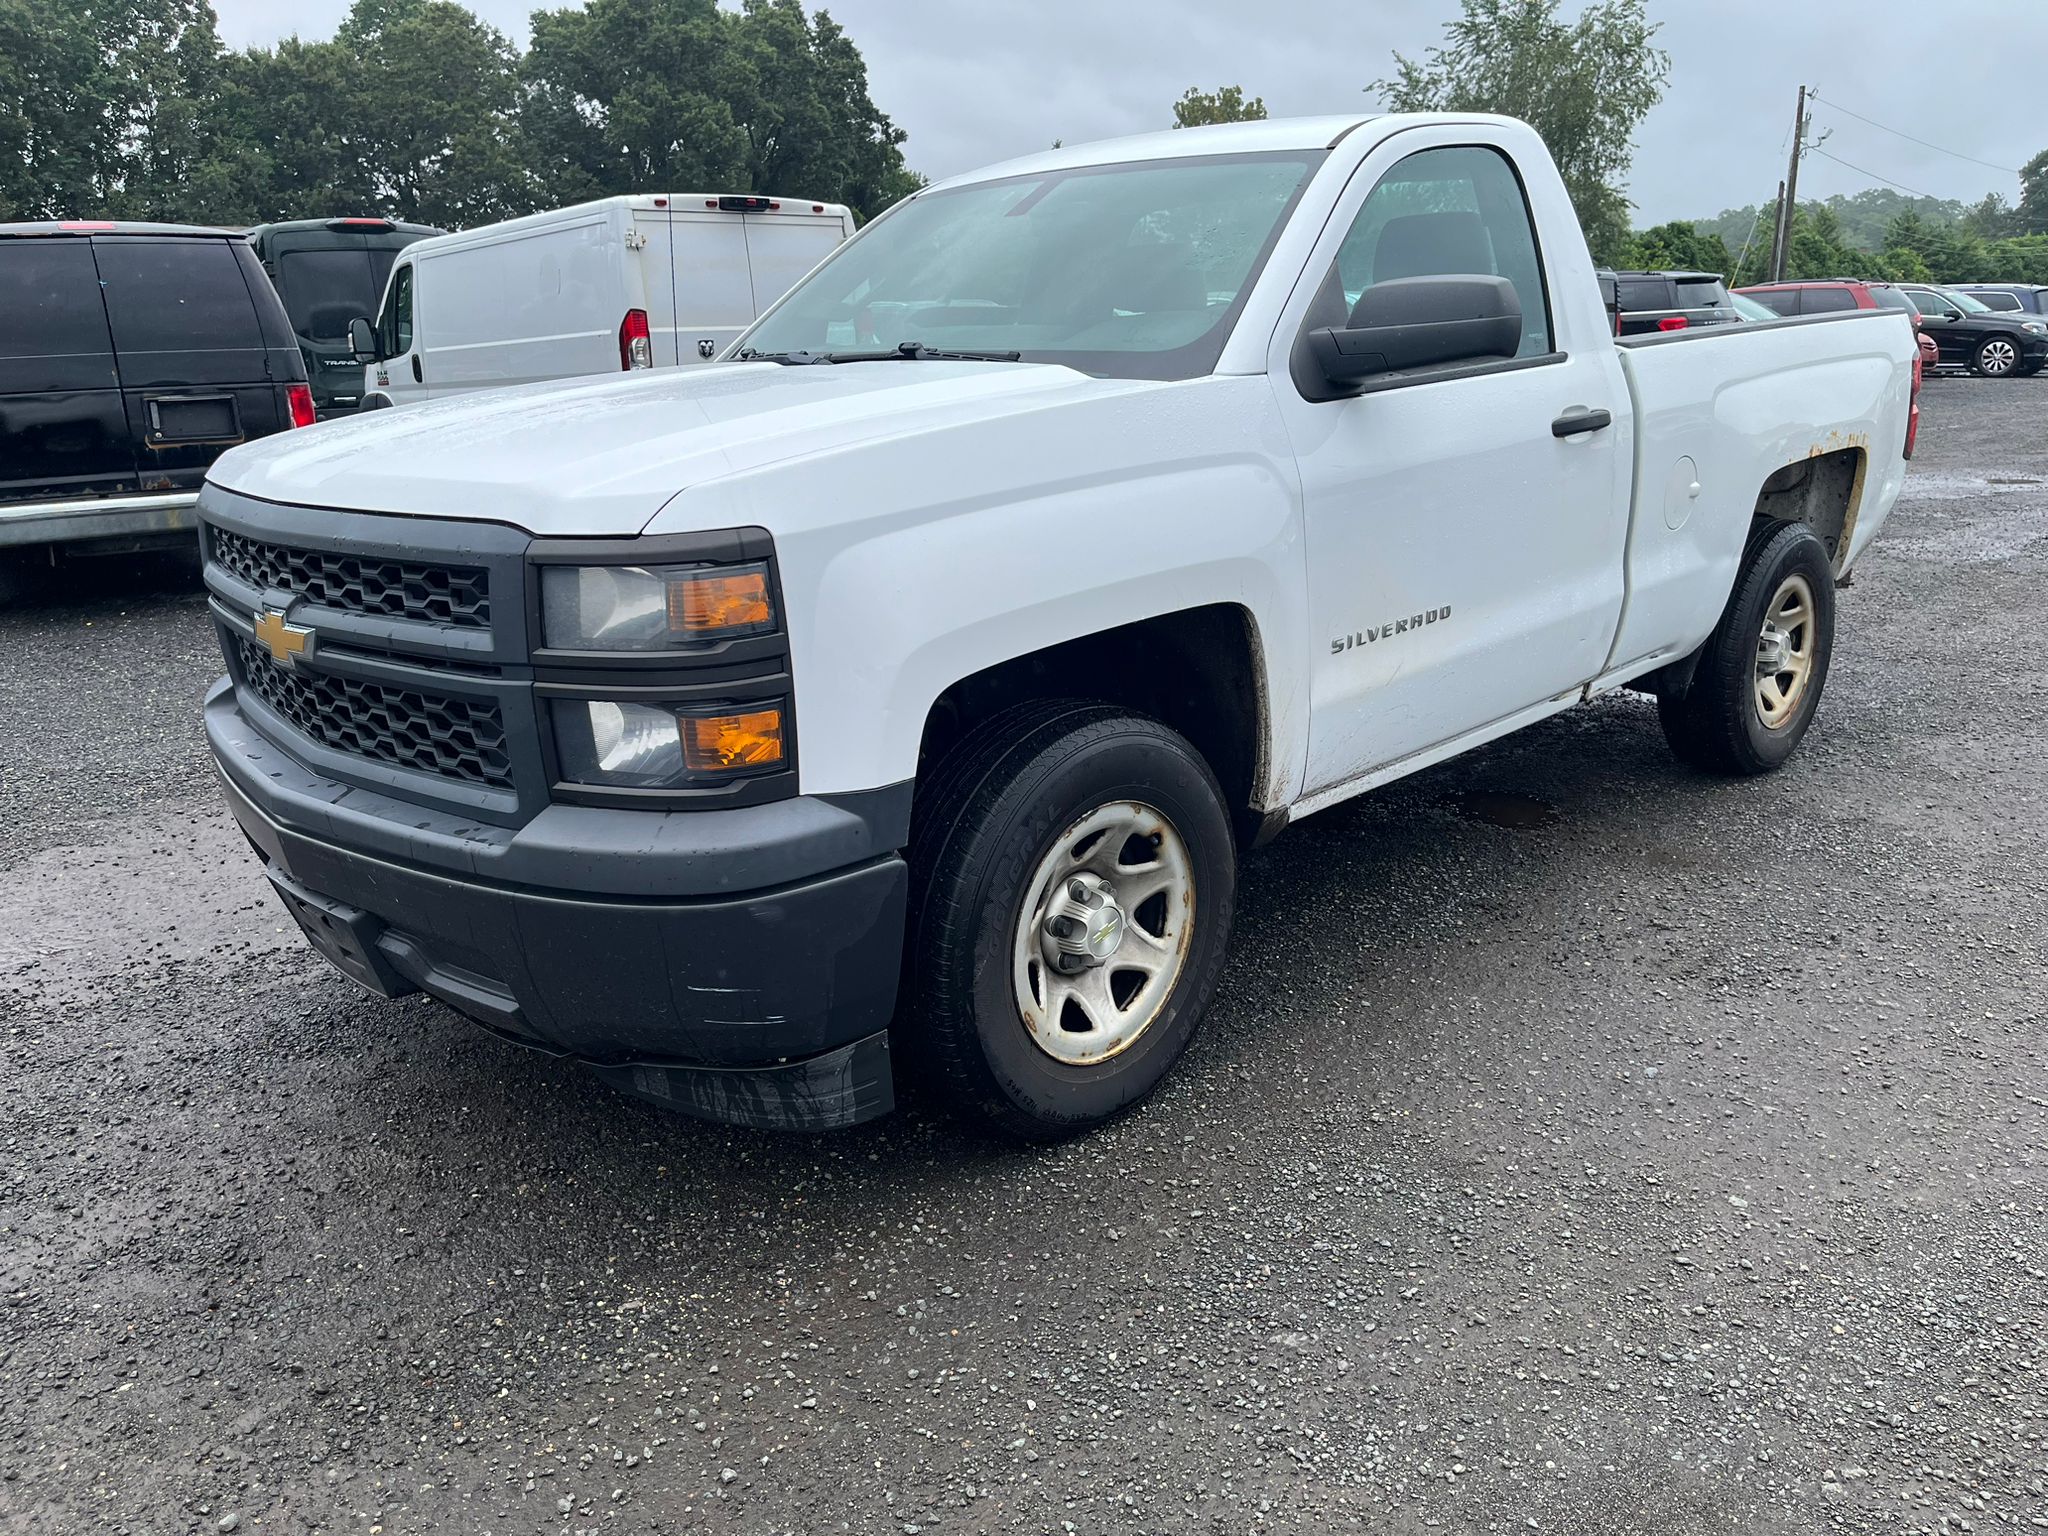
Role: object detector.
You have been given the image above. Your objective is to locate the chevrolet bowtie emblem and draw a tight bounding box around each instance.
[253,608,313,668]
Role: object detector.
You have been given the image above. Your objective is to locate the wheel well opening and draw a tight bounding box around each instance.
[1752,445,1867,573]
[917,606,1270,845]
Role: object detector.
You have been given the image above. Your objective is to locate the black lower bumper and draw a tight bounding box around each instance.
[209,684,909,1131]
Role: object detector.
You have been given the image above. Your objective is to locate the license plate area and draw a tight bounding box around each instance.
[265,865,416,998]
[147,394,241,445]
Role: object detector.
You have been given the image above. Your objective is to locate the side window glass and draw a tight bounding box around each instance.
[1332,144,1552,358]
[391,264,414,353]
[1802,288,1858,314]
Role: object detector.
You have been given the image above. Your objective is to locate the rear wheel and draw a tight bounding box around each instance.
[1972,335,2020,377]
[1659,521,1836,775]
[904,701,1237,1140]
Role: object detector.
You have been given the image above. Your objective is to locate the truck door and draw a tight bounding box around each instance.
[1273,135,1632,794]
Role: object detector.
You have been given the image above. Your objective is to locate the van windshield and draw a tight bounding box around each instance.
[279,248,398,342]
[739,152,1323,380]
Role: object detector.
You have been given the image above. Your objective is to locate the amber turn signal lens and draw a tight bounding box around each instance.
[679,707,785,772]
[668,569,773,635]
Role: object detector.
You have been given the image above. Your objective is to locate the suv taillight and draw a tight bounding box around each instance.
[1657,315,1689,332]
[286,383,316,428]
[620,309,652,371]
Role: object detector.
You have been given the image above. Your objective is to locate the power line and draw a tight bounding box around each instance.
[1806,146,1939,201]
[1809,93,2020,176]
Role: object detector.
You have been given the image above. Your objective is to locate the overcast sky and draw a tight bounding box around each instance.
[214,1,2048,227]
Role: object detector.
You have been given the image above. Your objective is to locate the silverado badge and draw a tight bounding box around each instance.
[254,608,313,669]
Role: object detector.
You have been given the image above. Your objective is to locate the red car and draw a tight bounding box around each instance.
[1738,278,1940,374]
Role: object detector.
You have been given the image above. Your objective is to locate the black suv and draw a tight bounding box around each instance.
[1,222,311,583]
[1895,283,2048,378]
[247,217,441,417]
[1607,269,1740,335]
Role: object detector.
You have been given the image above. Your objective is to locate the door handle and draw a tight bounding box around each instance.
[1552,406,1612,438]
[411,355,423,384]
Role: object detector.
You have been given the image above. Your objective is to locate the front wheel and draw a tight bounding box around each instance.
[904,702,1237,1140]
[1972,335,2021,377]
[1658,520,1836,775]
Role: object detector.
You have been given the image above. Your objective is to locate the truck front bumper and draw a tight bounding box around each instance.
[206,680,909,1131]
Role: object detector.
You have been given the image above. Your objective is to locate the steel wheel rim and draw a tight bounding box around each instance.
[1754,572,1817,729]
[1982,339,2017,375]
[1012,800,1195,1066]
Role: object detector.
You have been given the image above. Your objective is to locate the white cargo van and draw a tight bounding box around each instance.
[347,194,853,408]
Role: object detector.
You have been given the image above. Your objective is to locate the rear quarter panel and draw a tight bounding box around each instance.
[1606,311,1915,670]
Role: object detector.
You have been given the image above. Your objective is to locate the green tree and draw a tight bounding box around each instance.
[2017,149,2048,235]
[521,0,917,220]
[1171,85,1267,129]
[1372,0,1669,265]
[1615,220,1730,276]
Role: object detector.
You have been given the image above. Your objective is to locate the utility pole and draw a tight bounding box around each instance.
[1767,179,1787,286]
[1772,85,1809,282]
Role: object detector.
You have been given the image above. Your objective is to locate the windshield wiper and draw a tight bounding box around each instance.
[817,341,1025,364]
[733,347,813,365]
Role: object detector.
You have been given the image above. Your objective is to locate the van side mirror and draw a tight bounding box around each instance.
[348,317,378,363]
[1310,275,1523,386]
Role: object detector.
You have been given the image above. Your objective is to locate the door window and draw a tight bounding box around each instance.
[1973,290,2022,311]
[380,263,414,354]
[1801,287,1859,314]
[0,241,115,364]
[1332,145,1553,358]
[94,238,261,354]
[1907,289,1961,319]
[1745,289,1799,317]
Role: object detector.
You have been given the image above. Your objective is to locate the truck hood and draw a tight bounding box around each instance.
[206,362,1151,536]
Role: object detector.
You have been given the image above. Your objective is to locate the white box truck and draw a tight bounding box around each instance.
[346,194,854,408]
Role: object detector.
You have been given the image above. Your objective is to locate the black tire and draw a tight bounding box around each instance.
[1971,334,2021,378]
[903,700,1237,1140]
[1658,520,1836,775]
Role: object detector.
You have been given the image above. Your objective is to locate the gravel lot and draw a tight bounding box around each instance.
[3,378,2044,1536]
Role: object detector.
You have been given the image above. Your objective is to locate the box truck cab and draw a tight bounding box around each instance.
[247,217,442,418]
[349,194,854,409]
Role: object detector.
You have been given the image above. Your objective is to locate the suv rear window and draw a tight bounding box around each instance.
[1869,287,1917,315]
[278,248,381,340]
[1673,275,1731,308]
[1617,277,1669,312]
[1971,289,2023,311]
[1801,287,1859,314]
[94,238,262,354]
[0,241,114,362]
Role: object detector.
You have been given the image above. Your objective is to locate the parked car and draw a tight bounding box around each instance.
[1610,269,1740,334]
[197,115,1917,1137]
[1952,282,2048,320]
[1735,278,1917,322]
[1895,284,2047,378]
[346,194,855,409]
[1,221,312,592]
[247,216,441,418]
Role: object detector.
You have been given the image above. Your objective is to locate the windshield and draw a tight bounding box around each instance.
[279,247,390,342]
[738,151,1322,380]
[1945,288,1992,313]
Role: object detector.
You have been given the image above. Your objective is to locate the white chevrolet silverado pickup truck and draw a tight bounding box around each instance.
[198,114,1918,1137]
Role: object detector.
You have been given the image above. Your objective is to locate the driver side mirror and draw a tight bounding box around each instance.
[1310,275,1523,387]
[348,316,378,363]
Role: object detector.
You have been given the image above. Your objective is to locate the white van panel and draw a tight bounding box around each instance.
[672,213,757,363]
[423,215,626,395]
[742,214,849,313]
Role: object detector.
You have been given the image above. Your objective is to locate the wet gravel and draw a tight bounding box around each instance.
[3,378,2045,1534]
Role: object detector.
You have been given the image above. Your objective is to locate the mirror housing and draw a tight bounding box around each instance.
[348,316,378,363]
[1310,275,1523,386]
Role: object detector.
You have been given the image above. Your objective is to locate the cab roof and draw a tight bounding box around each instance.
[924,115,1388,193]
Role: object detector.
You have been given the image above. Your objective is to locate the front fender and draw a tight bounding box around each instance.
[649,375,1310,805]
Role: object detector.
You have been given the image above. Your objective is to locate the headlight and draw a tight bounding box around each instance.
[2024,322,2046,335]
[550,699,785,788]
[540,562,775,651]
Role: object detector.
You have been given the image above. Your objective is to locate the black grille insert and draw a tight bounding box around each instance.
[211,527,491,630]
[234,638,513,791]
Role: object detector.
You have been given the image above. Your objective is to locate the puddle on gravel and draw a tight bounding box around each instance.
[1446,790,1561,829]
